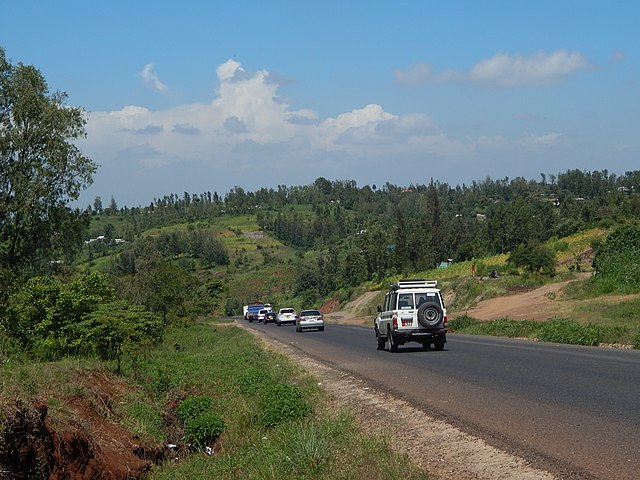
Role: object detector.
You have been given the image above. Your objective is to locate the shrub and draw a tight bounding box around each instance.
[183,412,225,448]
[259,383,311,428]
[634,333,640,350]
[237,366,271,395]
[177,396,214,423]
[592,223,640,291]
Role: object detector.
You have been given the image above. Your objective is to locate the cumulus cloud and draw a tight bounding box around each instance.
[469,50,590,86]
[81,58,575,207]
[140,63,168,92]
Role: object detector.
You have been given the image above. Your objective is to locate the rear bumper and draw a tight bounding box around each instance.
[278,318,296,324]
[392,328,447,344]
[299,321,324,329]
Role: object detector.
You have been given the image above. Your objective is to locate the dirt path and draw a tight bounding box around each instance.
[449,273,639,322]
[450,278,582,321]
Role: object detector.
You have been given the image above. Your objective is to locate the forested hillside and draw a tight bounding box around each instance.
[73,169,640,313]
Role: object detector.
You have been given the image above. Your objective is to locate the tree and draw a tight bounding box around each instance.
[145,262,195,326]
[0,48,96,295]
[4,272,114,357]
[93,196,103,213]
[507,241,556,276]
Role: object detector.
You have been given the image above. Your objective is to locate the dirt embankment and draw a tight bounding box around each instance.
[322,272,640,325]
[1,371,165,479]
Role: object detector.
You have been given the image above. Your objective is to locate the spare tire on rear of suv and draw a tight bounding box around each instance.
[417,302,443,328]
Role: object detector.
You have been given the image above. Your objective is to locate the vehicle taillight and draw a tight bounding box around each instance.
[392,315,398,329]
[443,315,448,326]
[319,316,323,321]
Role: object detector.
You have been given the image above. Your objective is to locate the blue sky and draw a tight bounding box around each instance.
[2,1,638,207]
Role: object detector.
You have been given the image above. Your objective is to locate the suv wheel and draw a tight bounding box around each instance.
[434,336,446,351]
[417,302,443,328]
[388,328,398,352]
[375,328,386,350]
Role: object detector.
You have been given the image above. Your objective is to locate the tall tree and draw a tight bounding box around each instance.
[0,48,96,294]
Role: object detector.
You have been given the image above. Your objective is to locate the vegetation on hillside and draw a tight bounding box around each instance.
[2,45,640,477]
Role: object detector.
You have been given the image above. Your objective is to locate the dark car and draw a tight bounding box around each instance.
[263,311,277,324]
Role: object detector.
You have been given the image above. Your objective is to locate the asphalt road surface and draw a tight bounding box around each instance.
[243,319,640,480]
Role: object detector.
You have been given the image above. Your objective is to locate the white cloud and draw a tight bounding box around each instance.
[516,132,563,149]
[140,63,168,92]
[469,50,590,86]
[610,51,625,64]
[396,49,591,87]
[81,59,584,207]
[394,62,459,85]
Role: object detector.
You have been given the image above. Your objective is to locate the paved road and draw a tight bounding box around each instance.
[244,320,640,480]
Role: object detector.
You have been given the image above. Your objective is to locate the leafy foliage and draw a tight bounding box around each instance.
[0,47,96,295]
[177,396,225,449]
[3,273,163,363]
[507,241,556,275]
[592,223,640,291]
[258,383,312,428]
[4,272,113,355]
[177,396,214,423]
[183,412,225,448]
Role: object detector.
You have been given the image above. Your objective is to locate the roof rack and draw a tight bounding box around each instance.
[391,279,438,290]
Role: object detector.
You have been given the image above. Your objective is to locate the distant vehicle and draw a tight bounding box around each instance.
[374,279,447,352]
[276,308,297,326]
[263,311,277,323]
[244,302,265,322]
[257,309,269,322]
[296,309,324,332]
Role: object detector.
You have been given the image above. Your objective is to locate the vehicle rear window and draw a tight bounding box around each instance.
[300,310,321,316]
[397,293,414,310]
[280,308,295,314]
[415,293,441,308]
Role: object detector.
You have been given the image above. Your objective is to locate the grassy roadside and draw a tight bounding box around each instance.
[0,320,430,479]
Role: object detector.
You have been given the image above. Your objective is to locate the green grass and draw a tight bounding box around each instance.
[449,315,638,347]
[1,320,432,478]
[140,320,429,478]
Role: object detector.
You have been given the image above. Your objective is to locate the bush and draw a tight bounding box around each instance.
[593,223,640,291]
[237,365,271,395]
[259,383,311,428]
[508,242,556,275]
[183,412,225,448]
[537,319,602,346]
[177,396,214,423]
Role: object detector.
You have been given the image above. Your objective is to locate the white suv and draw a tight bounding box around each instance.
[374,279,447,352]
[276,308,297,326]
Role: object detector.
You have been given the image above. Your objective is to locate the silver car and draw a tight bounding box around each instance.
[296,309,324,332]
